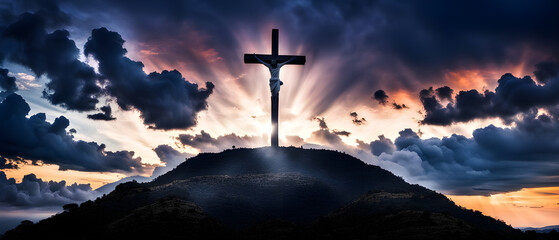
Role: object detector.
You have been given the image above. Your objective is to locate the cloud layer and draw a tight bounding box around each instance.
[0,171,97,207]
[420,65,559,125]
[376,111,559,195]
[0,9,214,130]
[0,93,149,173]
[84,27,214,129]
[1,13,100,111]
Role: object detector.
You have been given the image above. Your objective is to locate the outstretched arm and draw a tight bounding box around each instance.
[278,57,295,67]
[254,54,270,68]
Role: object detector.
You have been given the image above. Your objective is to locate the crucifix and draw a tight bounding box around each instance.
[244,29,306,148]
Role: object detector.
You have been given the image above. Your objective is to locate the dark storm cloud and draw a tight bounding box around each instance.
[534,61,559,84]
[84,27,214,130]
[370,135,395,156]
[0,13,101,111]
[0,171,97,207]
[377,111,559,195]
[420,64,559,125]
[0,3,214,129]
[178,130,266,152]
[435,86,453,102]
[9,0,70,28]
[350,112,366,125]
[0,68,16,92]
[0,93,149,173]
[373,90,389,105]
[87,105,115,121]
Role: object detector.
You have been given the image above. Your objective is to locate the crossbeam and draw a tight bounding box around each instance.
[244,54,305,65]
[244,29,305,65]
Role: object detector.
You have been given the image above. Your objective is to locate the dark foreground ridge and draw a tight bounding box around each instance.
[2,147,555,239]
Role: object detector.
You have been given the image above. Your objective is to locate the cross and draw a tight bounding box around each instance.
[244,29,306,148]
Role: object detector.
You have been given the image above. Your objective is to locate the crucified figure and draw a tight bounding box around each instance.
[254,54,295,96]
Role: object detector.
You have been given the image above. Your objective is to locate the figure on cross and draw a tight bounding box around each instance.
[254,54,295,96]
[244,29,306,148]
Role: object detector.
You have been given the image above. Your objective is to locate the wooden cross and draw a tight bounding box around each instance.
[244,29,306,148]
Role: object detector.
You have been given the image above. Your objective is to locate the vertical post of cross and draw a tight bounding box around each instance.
[270,29,279,147]
[272,29,278,57]
[271,94,279,148]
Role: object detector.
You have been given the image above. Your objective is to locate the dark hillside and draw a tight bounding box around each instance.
[3,147,540,240]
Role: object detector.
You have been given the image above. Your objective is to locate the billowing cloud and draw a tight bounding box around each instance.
[0,13,101,111]
[376,111,559,195]
[0,6,214,129]
[0,68,17,92]
[421,64,559,125]
[84,27,214,129]
[0,171,98,207]
[370,135,395,156]
[0,93,149,173]
[87,105,115,121]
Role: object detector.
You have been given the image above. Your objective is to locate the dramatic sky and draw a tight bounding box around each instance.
[1,0,559,230]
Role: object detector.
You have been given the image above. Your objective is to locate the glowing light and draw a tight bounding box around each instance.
[448,187,559,228]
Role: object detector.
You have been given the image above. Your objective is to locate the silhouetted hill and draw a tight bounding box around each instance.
[152,147,413,199]
[3,147,553,239]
